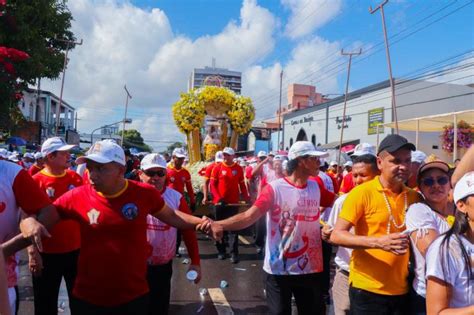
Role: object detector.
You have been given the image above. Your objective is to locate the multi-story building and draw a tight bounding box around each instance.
[17,88,76,143]
[188,66,242,94]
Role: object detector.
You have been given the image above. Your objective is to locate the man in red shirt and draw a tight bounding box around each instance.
[210,147,250,263]
[16,140,211,314]
[28,152,44,176]
[30,137,82,315]
[202,151,223,206]
[167,147,196,257]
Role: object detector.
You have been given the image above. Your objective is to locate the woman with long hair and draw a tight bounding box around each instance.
[425,171,474,314]
[406,161,453,314]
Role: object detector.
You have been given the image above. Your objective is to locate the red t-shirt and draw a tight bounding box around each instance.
[53,180,165,306]
[210,162,249,204]
[33,169,83,253]
[308,176,336,206]
[28,164,42,177]
[340,172,355,194]
[166,166,195,204]
[10,169,51,214]
[204,162,217,179]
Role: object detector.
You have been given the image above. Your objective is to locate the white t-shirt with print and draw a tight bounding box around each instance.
[255,178,324,275]
[406,203,450,297]
[318,172,335,222]
[146,187,182,265]
[426,234,474,308]
[326,194,352,272]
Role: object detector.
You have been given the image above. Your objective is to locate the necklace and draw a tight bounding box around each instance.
[382,191,407,234]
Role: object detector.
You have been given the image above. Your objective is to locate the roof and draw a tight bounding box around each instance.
[24,88,74,110]
[380,109,474,132]
[283,79,391,120]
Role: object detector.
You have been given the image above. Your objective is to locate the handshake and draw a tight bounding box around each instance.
[196,216,224,241]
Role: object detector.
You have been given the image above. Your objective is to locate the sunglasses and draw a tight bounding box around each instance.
[421,176,449,187]
[144,169,166,177]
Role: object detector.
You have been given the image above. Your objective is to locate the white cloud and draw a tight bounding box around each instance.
[428,56,474,85]
[282,0,342,39]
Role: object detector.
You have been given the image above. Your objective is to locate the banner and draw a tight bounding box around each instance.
[368,108,384,135]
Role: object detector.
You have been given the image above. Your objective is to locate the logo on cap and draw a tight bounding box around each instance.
[121,203,138,220]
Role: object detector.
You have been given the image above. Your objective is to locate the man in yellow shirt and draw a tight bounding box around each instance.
[331,134,422,314]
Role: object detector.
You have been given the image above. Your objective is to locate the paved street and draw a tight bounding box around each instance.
[17,230,335,314]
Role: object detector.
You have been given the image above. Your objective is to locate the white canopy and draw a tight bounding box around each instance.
[377,109,474,161]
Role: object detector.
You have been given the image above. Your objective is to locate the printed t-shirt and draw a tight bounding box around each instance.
[33,169,83,253]
[53,180,165,306]
[326,194,351,272]
[426,235,473,308]
[28,164,42,177]
[0,161,51,287]
[406,203,450,297]
[210,162,249,204]
[147,187,199,266]
[166,165,195,204]
[254,177,334,275]
[339,176,421,295]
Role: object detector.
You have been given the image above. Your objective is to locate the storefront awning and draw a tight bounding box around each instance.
[319,139,359,150]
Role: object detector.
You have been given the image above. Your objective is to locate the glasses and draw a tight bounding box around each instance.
[421,176,449,187]
[144,169,166,177]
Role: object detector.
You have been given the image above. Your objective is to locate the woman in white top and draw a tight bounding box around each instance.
[426,171,474,315]
[406,161,453,314]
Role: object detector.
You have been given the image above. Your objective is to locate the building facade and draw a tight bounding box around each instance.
[283,79,474,161]
[188,66,242,94]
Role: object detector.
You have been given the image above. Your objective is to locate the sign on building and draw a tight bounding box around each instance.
[368,107,384,135]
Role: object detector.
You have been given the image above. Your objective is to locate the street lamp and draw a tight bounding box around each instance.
[90,119,132,146]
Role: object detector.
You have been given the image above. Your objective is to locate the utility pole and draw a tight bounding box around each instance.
[337,49,362,167]
[55,38,83,136]
[277,70,283,151]
[370,0,399,134]
[74,112,78,130]
[121,85,132,146]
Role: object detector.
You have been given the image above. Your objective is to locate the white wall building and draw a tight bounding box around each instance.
[283,79,474,161]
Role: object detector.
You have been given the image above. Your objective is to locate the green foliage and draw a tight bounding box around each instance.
[165,142,184,154]
[0,0,76,130]
[118,129,152,152]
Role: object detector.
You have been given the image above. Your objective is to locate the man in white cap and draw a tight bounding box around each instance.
[28,152,44,176]
[204,141,336,314]
[202,151,223,206]
[340,143,376,194]
[167,147,196,256]
[20,152,35,170]
[210,147,250,263]
[407,150,427,189]
[17,139,211,314]
[138,153,201,315]
[29,137,82,315]
[327,161,342,191]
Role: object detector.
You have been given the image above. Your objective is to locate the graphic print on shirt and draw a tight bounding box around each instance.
[121,203,138,220]
[46,187,55,198]
[87,208,100,225]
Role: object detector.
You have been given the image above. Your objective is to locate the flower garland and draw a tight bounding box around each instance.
[440,120,473,154]
[172,86,255,135]
[227,95,255,135]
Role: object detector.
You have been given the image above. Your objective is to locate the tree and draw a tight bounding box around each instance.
[118,129,153,152]
[162,142,184,155]
[0,0,76,130]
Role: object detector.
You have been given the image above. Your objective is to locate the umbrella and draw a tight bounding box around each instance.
[6,136,27,146]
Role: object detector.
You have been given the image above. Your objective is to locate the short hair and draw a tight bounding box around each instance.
[353,154,378,172]
[286,159,299,175]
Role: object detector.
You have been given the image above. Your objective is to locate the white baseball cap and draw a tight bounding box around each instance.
[352,143,376,157]
[76,139,126,166]
[215,151,224,162]
[329,161,338,166]
[257,150,267,158]
[23,152,34,159]
[453,171,474,203]
[268,151,275,156]
[172,147,187,158]
[0,148,8,159]
[288,141,329,161]
[34,152,43,160]
[411,150,427,164]
[141,153,167,170]
[344,161,353,167]
[41,137,76,156]
[223,147,235,156]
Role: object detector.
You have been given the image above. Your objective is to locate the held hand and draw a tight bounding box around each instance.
[196,216,213,233]
[19,217,51,252]
[210,221,224,242]
[27,247,43,277]
[188,265,202,284]
[377,233,409,255]
[321,225,333,242]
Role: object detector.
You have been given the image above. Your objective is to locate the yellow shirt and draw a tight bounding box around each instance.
[339,176,421,295]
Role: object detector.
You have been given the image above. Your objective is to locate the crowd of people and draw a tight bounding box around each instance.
[0,134,473,315]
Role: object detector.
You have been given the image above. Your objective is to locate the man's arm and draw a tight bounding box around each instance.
[185,172,196,206]
[202,178,210,205]
[216,205,264,232]
[330,217,409,255]
[251,159,268,178]
[0,249,12,315]
[451,144,474,186]
[154,203,204,230]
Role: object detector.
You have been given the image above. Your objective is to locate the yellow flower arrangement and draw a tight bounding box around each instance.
[227,95,255,135]
[204,143,219,161]
[172,91,205,134]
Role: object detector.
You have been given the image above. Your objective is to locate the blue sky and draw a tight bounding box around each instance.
[41,0,473,150]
